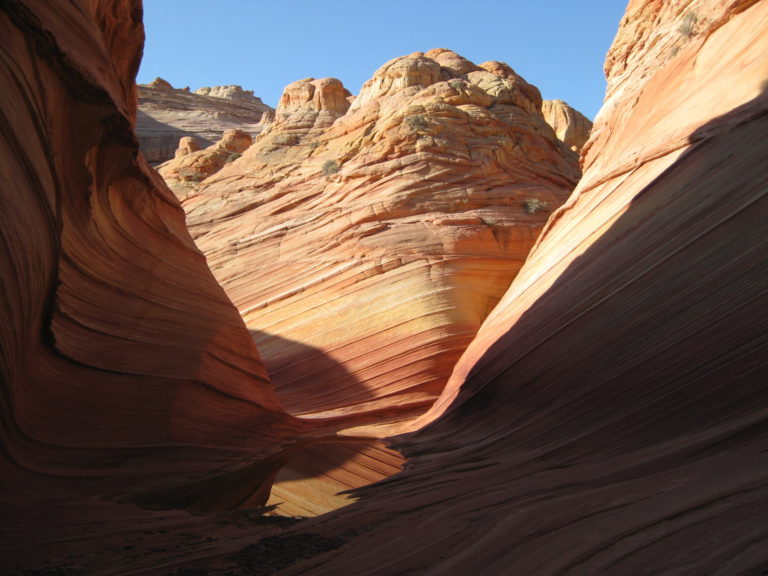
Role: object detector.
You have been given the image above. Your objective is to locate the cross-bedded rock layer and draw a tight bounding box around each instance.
[179,48,581,434]
[3,0,765,574]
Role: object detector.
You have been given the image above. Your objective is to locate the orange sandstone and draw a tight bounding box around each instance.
[181,49,581,434]
[541,98,592,152]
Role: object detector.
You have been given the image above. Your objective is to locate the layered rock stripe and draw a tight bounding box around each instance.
[3,0,766,574]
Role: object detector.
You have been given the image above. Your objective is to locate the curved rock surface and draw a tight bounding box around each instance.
[262,1,767,574]
[5,0,765,574]
[137,77,273,164]
[541,98,592,152]
[0,0,308,569]
[182,48,580,433]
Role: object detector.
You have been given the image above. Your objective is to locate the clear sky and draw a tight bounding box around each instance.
[137,1,627,120]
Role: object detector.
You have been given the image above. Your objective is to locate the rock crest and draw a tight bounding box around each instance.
[541,99,592,152]
[194,84,265,102]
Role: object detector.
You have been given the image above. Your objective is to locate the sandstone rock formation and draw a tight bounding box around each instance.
[542,98,592,152]
[158,128,253,195]
[182,48,581,435]
[137,77,272,164]
[1,2,579,569]
[0,0,307,569]
[263,1,768,574]
[194,84,261,99]
[169,51,580,516]
[4,0,766,574]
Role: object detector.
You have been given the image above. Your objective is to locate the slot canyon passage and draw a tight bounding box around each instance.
[0,0,766,574]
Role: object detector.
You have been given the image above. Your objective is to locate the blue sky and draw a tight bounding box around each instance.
[137,1,627,120]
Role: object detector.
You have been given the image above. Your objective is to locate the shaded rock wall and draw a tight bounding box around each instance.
[0,1,305,560]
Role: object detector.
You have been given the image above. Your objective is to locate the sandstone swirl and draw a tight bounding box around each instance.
[0,0,308,565]
[180,49,581,434]
[4,0,765,574]
[267,1,768,574]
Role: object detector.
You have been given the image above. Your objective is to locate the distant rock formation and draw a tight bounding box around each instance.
[158,128,253,196]
[542,98,592,152]
[136,77,273,164]
[194,84,261,100]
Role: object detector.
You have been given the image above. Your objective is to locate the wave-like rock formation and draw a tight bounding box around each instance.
[137,77,273,164]
[181,49,581,434]
[0,0,311,569]
[256,1,767,574]
[0,1,577,568]
[166,50,580,518]
[3,0,766,574]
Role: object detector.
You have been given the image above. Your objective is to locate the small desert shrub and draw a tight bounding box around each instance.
[405,114,430,132]
[178,168,204,182]
[225,152,241,163]
[322,159,339,178]
[273,133,298,146]
[678,11,697,37]
[448,79,464,90]
[523,198,548,214]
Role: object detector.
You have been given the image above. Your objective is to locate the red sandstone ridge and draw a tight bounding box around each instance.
[0,1,310,570]
[179,48,581,435]
[137,77,273,164]
[258,1,767,574]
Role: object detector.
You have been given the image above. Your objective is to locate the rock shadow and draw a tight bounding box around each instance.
[250,330,373,418]
[399,89,768,459]
[250,331,405,513]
